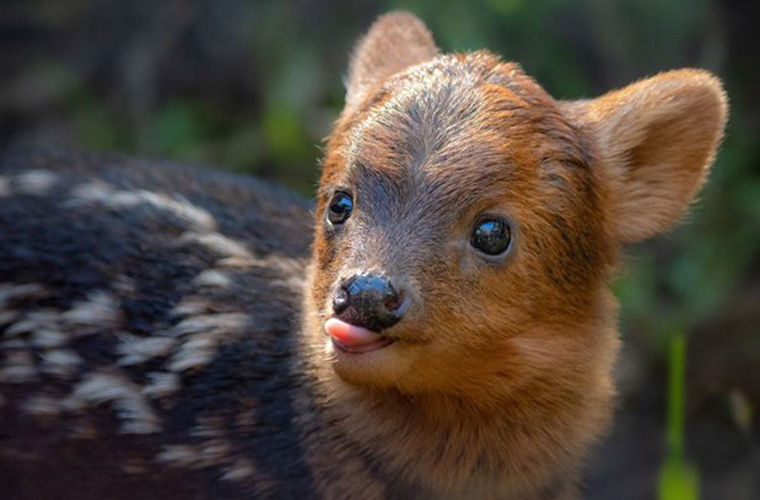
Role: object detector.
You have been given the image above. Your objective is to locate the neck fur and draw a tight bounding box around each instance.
[295,269,619,499]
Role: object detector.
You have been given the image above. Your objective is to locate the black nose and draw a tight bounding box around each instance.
[332,274,405,332]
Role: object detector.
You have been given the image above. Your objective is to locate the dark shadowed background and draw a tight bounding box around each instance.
[1,1,758,498]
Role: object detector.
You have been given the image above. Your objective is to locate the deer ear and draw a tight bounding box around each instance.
[345,11,438,108]
[567,70,728,242]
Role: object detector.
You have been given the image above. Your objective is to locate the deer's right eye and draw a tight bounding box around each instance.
[471,216,512,257]
[327,192,353,225]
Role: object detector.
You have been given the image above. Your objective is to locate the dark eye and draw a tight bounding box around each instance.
[327,191,353,225]
[471,217,512,256]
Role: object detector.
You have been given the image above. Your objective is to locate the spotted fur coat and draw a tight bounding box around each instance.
[0,148,329,499]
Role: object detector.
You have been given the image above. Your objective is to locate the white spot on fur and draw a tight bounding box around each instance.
[156,438,265,484]
[61,291,121,334]
[70,182,217,231]
[0,350,37,383]
[0,310,19,327]
[190,416,225,438]
[21,395,62,417]
[32,328,67,348]
[117,333,176,366]
[142,372,180,399]
[113,275,137,295]
[64,371,160,434]
[156,436,257,478]
[170,299,215,318]
[16,169,57,195]
[3,308,68,350]
[156,440,231,470]
[132,191,217,231]
[0,283,47,309]
[168,313,250,372]
[192,269,232,289]
[5,309,60,337]
[217,256,257,269]
[68,180,112,201]
[41,349,81,378]
[170,313,250,336]
[222,458,256,482]
[197,439,231,465]
[156,444,199,467]
[180,232,255,263]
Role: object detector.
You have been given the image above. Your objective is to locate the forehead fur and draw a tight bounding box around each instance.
[323,51,592,215]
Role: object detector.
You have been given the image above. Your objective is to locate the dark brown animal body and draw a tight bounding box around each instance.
[0,12,726,500]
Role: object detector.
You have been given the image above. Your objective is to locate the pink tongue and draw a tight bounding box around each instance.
[324,318,384,347]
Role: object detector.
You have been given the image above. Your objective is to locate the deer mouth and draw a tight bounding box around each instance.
[324,317,395,354]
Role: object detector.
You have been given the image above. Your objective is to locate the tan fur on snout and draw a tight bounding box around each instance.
[301,11,728,500]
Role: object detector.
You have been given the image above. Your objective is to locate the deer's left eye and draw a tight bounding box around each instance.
[471,217,512,256]
[327,191,353,225]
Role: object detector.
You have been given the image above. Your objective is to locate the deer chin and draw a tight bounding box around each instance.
[321,315,415,388]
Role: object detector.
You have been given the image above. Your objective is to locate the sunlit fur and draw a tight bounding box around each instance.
[301,11,727,499]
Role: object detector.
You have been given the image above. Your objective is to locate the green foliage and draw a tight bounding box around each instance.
[659,459,699,500]
[147,99,208,159]
[71,90,131,152]
[658,334,700,500]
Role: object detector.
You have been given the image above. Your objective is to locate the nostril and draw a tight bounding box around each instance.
[382,288,403,314]
[333,287,349,314]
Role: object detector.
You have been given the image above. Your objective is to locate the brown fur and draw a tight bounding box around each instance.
[301,11,727,499]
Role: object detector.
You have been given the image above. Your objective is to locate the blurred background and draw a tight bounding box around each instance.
[0,0,758,498]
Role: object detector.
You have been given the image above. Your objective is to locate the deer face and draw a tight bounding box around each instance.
[307,13,726,398]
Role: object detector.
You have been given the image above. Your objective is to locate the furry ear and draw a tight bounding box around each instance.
[567,69,728,242]
[345,11,438,108]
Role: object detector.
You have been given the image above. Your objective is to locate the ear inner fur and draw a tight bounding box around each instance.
[563,69,728,242]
